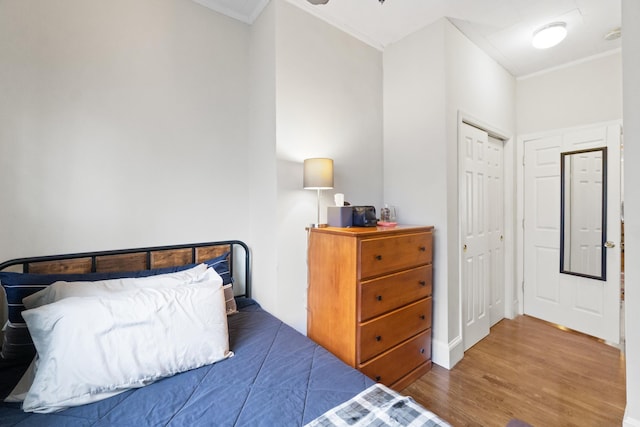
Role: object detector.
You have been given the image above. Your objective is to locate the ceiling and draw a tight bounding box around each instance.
[191,0,270,24]
[192,0,621,77]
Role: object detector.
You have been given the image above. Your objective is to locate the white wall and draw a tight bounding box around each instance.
[622,1,640,425]
[443,20,516,366]
[274,0,383,332]
[517,51,623,134]
[383,20,449,364]
[0,0,251,322]
[248,1,279,312]
[384,18,516,368]
[0,0,383,337]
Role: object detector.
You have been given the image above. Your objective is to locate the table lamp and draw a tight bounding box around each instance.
[303,158,334,228]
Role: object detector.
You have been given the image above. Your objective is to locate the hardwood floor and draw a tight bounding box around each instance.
[402,315,626,427]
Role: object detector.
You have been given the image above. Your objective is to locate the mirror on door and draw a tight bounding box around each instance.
[560,147,607,280]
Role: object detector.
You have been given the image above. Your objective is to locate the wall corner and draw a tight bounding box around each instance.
[432,335,464,370]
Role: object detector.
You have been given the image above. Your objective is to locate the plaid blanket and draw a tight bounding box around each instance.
[305,383,451,427]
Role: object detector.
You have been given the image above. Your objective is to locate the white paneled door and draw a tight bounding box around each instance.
[566,149,605,277]
[523,123,621,344]
[460,123,505,351]
[488,136,505,327]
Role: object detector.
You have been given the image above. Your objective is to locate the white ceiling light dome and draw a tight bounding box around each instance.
[532,22,568,49]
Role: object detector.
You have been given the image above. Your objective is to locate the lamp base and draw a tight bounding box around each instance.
[308,223,329,228]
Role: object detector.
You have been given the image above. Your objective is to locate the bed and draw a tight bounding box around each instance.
[0,240,449,426]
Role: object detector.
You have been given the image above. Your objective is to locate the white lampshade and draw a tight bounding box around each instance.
[532,22,567,49]
[303,158,334,189]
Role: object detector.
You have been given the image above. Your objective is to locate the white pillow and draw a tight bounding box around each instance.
[22,263,214,309]
[21,279,231,413]
[6,266,222,404]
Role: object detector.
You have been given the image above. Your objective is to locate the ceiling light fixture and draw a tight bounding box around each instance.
[532,22,567,49]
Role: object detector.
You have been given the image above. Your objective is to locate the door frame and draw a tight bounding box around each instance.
[457,111,516,353]
[516,120,623,320]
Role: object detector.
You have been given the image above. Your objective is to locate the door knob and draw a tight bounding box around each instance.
[604,241,616,248]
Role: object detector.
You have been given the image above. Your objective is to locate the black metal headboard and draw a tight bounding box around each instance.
[0,240,251,298]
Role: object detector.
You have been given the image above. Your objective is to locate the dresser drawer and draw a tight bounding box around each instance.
[358,298,432,362]
[359,265,432,322]
[359,232,432,279]
[359,330,431,387]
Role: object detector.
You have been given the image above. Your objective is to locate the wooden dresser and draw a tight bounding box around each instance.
[307,225,434,390]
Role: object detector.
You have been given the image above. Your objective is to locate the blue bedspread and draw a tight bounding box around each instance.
[0,299,374,426]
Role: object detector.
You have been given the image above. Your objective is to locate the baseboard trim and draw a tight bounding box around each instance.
[431,335,464,370]
[624,411,640,427]
[511,299,521,318]
[449,336,464,368]
[431,337,450,368]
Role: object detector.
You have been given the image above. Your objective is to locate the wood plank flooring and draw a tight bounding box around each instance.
[402,315,626,427]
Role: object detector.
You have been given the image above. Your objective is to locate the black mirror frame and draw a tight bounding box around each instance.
[559,147,608,281]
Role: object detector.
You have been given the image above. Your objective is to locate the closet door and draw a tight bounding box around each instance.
[460,123,506,351]
[488,136,505,326]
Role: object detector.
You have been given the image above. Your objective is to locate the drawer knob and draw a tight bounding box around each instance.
[376,335,382,342]
[420,314,426,320]
[375,255,383,261]
[420,348,425,354]
[376,295,383,301]
[419,280,426,286]
[419,246,426,252]
[375,376,381,382]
